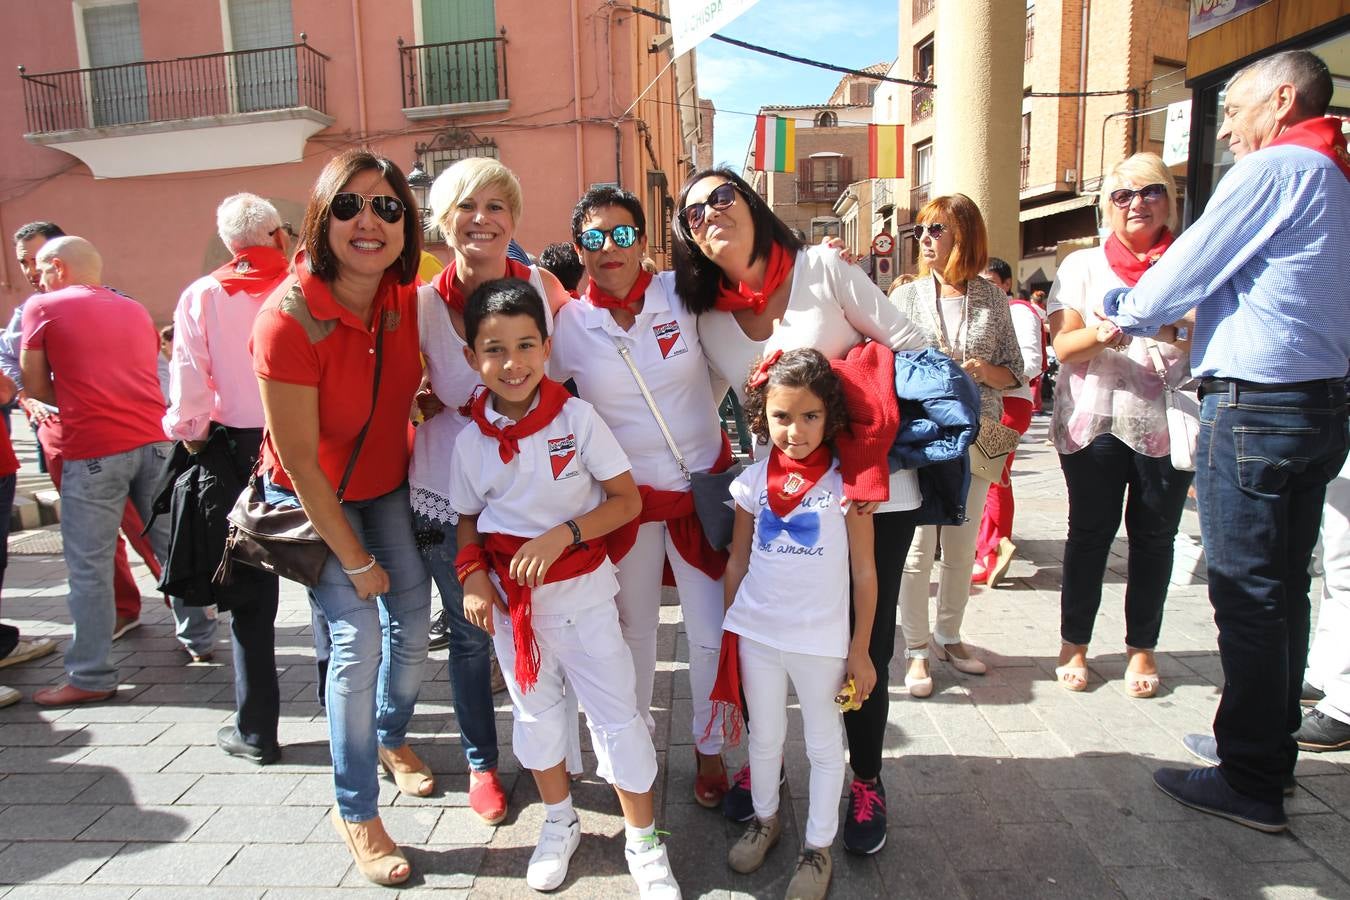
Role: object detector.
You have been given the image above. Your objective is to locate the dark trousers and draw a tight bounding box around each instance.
[844,508,919,781]
[1058,434,1192,649]
[0,471,15,659]
[1196,381,1348,804]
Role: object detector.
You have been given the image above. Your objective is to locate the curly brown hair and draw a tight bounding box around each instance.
[743,348,850,448]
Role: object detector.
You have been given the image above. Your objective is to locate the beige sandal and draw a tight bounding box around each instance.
[1124,649,1161,699]
[1054,665,1089,692]
[378,745,435,797]
[330,806,410,886]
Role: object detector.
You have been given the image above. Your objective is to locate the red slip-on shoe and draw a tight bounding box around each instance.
[469,768,508,825]
[34,683,115,707]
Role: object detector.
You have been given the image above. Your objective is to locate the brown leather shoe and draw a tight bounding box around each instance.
[34,683,115,707]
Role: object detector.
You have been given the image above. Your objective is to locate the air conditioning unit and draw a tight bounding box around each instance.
[1064,168,1078,184]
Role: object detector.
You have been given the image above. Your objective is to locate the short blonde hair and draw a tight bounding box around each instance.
[1099,152,1179,233]
[429,157,523,244]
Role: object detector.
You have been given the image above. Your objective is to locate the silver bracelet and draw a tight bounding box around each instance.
[342,554,377,576]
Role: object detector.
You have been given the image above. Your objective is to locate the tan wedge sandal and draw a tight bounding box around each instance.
[378,744,435,797]
[330,806,410,886]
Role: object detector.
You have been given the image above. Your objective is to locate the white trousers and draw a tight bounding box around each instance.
[738,635,847,850]
[492,601,657,792]
[615,521,726,753]
[1307,452,1350,726]
[900,475,989,649]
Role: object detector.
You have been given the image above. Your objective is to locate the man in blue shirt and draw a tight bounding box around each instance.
[1105,50,1350,833]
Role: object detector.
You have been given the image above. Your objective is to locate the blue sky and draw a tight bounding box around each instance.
[694,1,901,170]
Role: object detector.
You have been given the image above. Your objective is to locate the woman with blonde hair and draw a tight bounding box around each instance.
[408,156,571,827]
[889,194,1023,696]
[1047,152,1192,698]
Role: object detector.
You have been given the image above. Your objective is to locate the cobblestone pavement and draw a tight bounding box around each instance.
[1,417,1347,899]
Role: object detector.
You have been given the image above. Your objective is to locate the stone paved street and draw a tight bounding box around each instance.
[1,417,1348,899]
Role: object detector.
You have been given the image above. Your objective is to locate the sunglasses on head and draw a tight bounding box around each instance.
[680,182,740,232]
[576,224,641,252]
[1109,183,1167,208]
[910,222,947,240]
[330,192,405,224]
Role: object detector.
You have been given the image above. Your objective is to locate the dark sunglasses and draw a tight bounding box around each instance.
[680,182,739,231]
[330,192,405,224]
[910,222,947,240]
[1109,183,1167,208]
[576,224,641,252]
[268,222,296,239]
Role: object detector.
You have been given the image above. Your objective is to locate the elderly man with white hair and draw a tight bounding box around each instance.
[20,237,213,706]
[161,193,293,762]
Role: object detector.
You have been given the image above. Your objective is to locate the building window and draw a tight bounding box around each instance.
[811,218,842,242]
[911,140,932,216]
[646,170,670,255]
[814,110,838,128]
[82,1,146,126]
[799,154,851,203]
[915,36,934,84]
[227,0,296,112]
[1020,113,1031,189]
[418,0,501,105]
[1025,6,1035,60]
[1147,60,1190,143]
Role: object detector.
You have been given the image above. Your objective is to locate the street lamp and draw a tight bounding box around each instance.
[407,159,433,228]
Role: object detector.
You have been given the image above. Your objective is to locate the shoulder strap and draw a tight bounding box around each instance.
[612,337,691,482]
[335,317,385,500]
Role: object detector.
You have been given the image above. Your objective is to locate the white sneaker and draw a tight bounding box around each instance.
[527,816,580,892]
[0,685,19,708]
[626,833,682,899]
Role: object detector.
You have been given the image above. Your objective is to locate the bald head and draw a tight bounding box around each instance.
[36,236,103,293]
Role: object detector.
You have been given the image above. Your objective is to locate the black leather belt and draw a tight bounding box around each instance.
[1197,377,1344,400]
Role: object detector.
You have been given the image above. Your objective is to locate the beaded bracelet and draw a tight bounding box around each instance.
[341,554,377,576]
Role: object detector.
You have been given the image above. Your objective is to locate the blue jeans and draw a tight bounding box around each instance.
[305,484,431,821]
[414,511,498,772]
[60,442,215,691]
[1196,380,1348,803]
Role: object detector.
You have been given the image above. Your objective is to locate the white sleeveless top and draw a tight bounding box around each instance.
[409,264,551,523]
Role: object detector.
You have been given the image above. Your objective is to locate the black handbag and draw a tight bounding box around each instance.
[214,322,385,587]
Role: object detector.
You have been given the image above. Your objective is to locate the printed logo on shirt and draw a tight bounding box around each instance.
[652,321,688,359]
[382,310,402,332]
[548,434,578,480]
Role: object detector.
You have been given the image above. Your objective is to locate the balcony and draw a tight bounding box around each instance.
[400,35,510,120]
[19,39,333,178]
[914,0,936,19]
[1020,145,1031,189]
[910,182,931,216]
[798,180,846,203]
[912,85,934,122]
[1025,11,1035,60]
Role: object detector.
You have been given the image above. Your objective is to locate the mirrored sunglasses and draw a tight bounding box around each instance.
[680,182,739,231]
[576,224,641,252]
[331,192,405,224]
[1109,183,1167,208]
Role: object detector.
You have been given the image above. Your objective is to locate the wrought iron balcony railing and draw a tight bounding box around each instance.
[798,180,846,203]
[399,35,508,109]
[1020,145,1031,189]
[911,182,932,216]
[914,0,936,20]
[19,39,328,134]
[912,85,934,122]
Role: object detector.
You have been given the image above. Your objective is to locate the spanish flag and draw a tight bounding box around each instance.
[754,114,796,173]
[869,124,904,179]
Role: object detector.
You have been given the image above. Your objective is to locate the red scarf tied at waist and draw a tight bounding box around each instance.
[1103,229,1175,287]
[1267,116,1350,181]
[434,258,534,314]
[468,377,572,463]
[586,269,653,312]
[714,242,794,315]
[211,246,290,295]
[636,433,735,581]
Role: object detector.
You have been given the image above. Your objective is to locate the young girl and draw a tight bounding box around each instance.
[720,348,878,900]
[447,278,681,899]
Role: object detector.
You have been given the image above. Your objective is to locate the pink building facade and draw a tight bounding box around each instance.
[0,0,701,323]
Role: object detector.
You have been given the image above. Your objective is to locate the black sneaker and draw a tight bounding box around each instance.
[1293,709,1350,752]
[1182,733,1296,796]
[216,725,281,766]
[842,777,887,855]
[1153,766,1287,833]
[1301,681,1326,708]
[428,608,450,652]
[722,763,786,823]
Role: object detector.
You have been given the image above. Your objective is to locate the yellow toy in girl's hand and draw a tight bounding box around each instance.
[834,677,862,712]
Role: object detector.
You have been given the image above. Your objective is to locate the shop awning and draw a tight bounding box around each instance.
[1019,193,1097,222]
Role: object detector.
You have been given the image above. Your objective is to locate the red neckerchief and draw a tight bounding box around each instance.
[585,269,652,312]
[766,444,832,518]
[1103,229,1174,287]
[714,242,794,314]
[468,377,571,463]
[433,258,533,313]
[1267,117,1350,181]
[636,433,735,580]
[212,246,290,295]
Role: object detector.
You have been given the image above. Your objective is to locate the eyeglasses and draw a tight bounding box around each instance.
[910,222,947,241]
[330,192,405,224]
[1108,183,1167,208]
[679,182,739,231]
[268,222,297,239]
[576,224,641,252]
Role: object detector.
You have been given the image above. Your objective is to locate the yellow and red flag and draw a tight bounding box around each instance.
[868,124,904,179]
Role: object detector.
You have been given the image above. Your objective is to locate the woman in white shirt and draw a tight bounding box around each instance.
[1047,152,1192,699]
[671,166,927,856]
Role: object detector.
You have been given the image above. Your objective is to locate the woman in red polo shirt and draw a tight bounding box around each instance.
[251,150,430,886]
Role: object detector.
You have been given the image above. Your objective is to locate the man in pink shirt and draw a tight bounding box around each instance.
[163,193,291,763]
[20,237,214,706]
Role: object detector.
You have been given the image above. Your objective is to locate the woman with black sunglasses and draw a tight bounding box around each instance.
[251,150,430,885]
[671,166,927,858]
[1046,152,1193,699]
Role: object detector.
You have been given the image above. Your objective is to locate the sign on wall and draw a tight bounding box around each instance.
[1163,99,1193,167]
[671,0,761,58]
[1188,0,1273,39]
